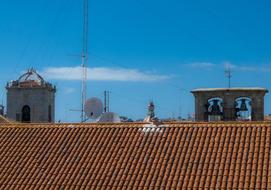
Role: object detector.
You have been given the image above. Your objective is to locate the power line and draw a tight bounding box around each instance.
[9,0,49,77]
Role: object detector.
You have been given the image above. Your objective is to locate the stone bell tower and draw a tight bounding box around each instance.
[191,88,268,122]
[6,68,56,123]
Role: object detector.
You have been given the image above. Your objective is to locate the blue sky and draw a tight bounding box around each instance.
[1,0,271,122]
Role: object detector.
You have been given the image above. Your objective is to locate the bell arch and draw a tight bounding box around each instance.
[48,105,52,123]
[235,97,252,121]
[206,97,224,122]
[22,105,31,123]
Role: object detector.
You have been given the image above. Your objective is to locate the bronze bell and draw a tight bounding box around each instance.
[210,100,221,115]
[239,99,248,111]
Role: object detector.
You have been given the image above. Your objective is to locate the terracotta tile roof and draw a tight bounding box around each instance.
[1,122,271,189]
[0,115,11,123]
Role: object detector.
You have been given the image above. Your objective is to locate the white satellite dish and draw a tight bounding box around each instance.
[84,97,103,119]
[98,112,121,123]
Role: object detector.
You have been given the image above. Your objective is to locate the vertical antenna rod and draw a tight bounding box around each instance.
[104,91,107,113]
[225,65,233,89]
[107,91,110,112]
[179,88,184,120]
[104,91,110,113]
[81,0,88,122]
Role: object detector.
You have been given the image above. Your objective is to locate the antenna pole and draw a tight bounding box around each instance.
[104,91,107,113]
[107,91,110,112]
[104,91,110,113]
[225,66,232,89]
[81,0,88,122]
[179,88,184,120]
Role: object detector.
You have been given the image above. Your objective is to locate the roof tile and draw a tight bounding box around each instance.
[1,122,271,189]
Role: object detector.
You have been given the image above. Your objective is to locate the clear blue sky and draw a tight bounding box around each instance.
[1,0,271,122]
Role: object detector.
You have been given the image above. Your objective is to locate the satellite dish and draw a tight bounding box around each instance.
[98,112,121,123]
[84,97,103,119]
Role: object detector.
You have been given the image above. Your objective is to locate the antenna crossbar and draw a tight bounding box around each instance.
[225,66,233,89]
[81,0,89,122]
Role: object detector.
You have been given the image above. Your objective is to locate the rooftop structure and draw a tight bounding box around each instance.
[0,122,271,189]
[6,68,55,91]
[191,88,268,122]
[6,69,56,123]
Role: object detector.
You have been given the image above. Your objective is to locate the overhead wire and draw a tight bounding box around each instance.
[7,0,229,120]
[28,0,75,70]
[52,0,204,120]
[2,0,49,111]
[10,0,49,77]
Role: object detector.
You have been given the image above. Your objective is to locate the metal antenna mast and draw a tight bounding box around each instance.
[179,88,184,120]
[104,91,110,113]
[225,65,233,89]
[81,0,89,122]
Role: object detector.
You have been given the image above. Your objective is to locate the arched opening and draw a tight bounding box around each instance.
[206,98,223,122]
[235,97,252,121]
[22,105,31,123]
[48,105,52,123]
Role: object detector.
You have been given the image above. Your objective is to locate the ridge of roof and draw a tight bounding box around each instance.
[2,121,271,129]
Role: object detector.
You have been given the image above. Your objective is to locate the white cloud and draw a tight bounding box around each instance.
[223,62,271,72]
[223,62,236,69]
[238,65,271,72]
[41,66,170,82]
[185,61,271,73]
[64,88,76,94]
[186,62,216,69]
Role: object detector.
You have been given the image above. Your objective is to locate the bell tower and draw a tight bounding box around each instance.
[6,69,56,123]
[191,88,268,122]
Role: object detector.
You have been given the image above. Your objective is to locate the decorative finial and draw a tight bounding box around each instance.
[29,67,36,73]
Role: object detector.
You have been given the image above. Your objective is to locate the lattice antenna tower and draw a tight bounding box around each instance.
[225,65,233,89]
[81,0,89,122]
[104,91,110,113]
